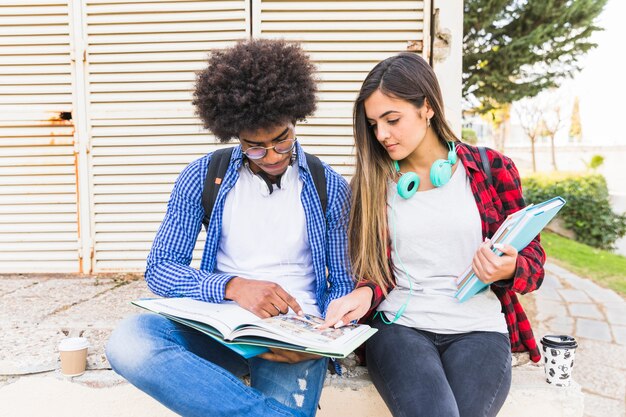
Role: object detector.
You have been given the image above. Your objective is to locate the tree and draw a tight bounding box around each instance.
[540,91,565,171]
[569,96,583,142]
[481,101,510,152]
[464,0,607,111]
[462,127,478,144]
[516,99,543,172]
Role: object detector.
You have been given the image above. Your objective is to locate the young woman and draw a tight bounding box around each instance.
[321,53,545,417]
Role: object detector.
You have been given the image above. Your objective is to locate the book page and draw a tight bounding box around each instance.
[231,313,369,349]
[134,298,261,338]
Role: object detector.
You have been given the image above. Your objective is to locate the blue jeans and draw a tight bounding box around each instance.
[366,317,512,417]
[105,314,329,417]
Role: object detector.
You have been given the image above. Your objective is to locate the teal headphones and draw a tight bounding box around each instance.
[394,141,458,199]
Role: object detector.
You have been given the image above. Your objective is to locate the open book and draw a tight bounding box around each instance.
[455,196,566,302]
[133,297,377,359]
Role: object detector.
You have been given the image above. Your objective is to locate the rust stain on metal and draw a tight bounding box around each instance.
[90,245,95,275]
[74,141,83,275]
[48,112,73,125]
[406,40,424,52]
[47,112,74,143]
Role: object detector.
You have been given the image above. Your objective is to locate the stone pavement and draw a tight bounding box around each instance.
[0,261,622,416]
[530,263,626,417]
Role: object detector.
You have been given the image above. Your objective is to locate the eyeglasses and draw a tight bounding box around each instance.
[242,138,297,160]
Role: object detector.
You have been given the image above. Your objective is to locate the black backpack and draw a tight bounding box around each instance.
[200,147,327,228]
[478,146,493,187]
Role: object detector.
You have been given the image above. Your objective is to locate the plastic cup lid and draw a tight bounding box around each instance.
[541,334,578,349]
[58,337,89,352]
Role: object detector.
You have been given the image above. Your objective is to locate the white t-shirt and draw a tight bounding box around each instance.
[215,163,321,316]
[378,164,508,334]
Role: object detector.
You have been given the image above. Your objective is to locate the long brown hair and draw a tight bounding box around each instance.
[349,53,459,292]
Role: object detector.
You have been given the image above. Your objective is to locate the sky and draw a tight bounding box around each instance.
[567,0,626,144]
[510,0,626,145]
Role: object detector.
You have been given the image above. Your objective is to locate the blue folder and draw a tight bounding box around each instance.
[455,196,566,302]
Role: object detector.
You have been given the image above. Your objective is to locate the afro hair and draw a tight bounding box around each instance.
[193,38,318,143]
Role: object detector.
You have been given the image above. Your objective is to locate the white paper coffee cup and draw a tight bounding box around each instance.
[540,335,578,387]
[58,337,89,377]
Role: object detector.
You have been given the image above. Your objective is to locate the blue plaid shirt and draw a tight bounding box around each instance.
[145,143,354,315]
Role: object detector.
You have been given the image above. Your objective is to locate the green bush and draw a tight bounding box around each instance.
[462,128,478,144]
[523,173,626,250]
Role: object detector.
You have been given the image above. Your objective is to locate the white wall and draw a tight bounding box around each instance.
[433,0,463,136]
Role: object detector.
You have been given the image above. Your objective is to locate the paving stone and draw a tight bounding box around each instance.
[612,325,626,346]
[604,306,626,326]
[40,280,153,329]
[561,273,592,290]
[584,287,625,306]
[558,289,593,303]
[575,339,626,372]
[576,319,613,342]
[574,341,626,415]
[544,262,572,278]
[583,392,625,417]
[0,326,63,374]
[535,287,563,302]
[0,279,117,326]
[83,328,115,370]
[566,278,603,293]
[0,279,39,297]
[534,298,567,321]
[544,316,575,335]
[574,361,625,400]
[568,303,604,320]
[539,273,563,290]
[534,325,551,342]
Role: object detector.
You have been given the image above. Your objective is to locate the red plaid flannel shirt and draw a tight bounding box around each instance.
[356,143,545,362]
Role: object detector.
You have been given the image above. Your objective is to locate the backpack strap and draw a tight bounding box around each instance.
[201,148,328,228]
[304,152,327,215]
[201,147,234,227]
[478,146,493,188]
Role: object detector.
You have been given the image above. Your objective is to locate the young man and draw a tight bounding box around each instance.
[106,39,353,417]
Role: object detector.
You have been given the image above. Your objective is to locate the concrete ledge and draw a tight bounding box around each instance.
[323,367,583,417]
[319,357,583,417]
[0,355,583,417]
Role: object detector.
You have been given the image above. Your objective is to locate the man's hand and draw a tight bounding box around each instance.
[225,277,303,318]
[472,239,518,284]
[318,286,373,330]
[259,348,322,363]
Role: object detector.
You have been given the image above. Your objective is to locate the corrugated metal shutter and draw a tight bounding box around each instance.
[254,0,427,177]
[0,1,80,272]
[85,0,249,272]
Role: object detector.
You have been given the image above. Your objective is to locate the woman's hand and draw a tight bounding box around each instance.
[318,286,373,329]
[472,239,518,284]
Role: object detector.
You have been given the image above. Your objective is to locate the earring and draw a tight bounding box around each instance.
[427,118,431,128]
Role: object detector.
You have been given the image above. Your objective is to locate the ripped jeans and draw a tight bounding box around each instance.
[106,314,328,417]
